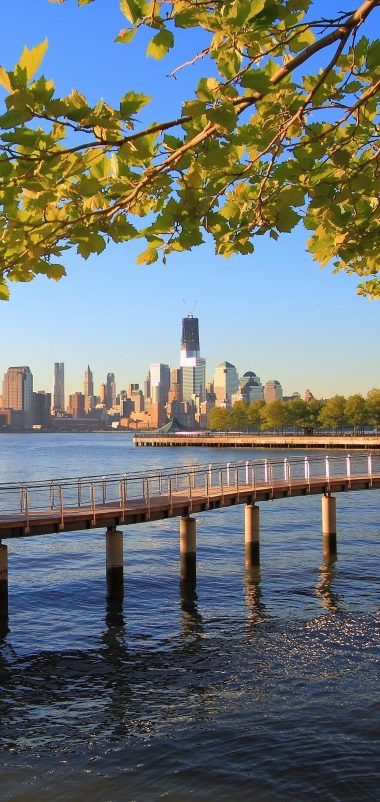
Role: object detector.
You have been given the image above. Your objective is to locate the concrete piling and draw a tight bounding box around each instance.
[180,516,196,582]
[0,543,8,620]
[321,494,337,556]
[106,528,124,599]
[245,504,260,567]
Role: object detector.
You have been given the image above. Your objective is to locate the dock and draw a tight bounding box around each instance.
[133,433,380,449]
[0,452,379,623]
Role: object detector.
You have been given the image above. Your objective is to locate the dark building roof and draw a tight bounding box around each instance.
[243,371,257,378]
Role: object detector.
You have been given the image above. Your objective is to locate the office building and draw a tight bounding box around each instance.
[105,372,116,409]
[84,365,94,398]
[264,379,283,403]
[180,315,206,402]
[53,362,65,412]
[2,366,33,428]
[33,391,51,427]
[67,392,85,418]
[150,363,170,405]
[213,361,239,407]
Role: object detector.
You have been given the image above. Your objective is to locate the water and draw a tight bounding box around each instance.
[0,433,379,801]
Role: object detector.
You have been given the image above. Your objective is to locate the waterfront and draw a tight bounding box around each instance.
[0,433,379,801]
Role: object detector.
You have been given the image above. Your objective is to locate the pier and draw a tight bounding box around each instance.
[133,432,380,449]
[0,452,379,622]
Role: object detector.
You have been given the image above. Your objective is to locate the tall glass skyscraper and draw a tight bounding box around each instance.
[180,315,206,402]
[2,366,33,428]
[53,363,65,412]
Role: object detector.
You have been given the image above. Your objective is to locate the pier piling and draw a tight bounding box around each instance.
[321,495,337,556]
[0,543,8,619]
[245,504,260,567]
[106,528,124,599]
[180,516,196,582]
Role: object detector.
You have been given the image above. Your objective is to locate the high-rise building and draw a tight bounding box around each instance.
[105,372,116,409]
[84,365,94,398]
[2,366,33,428]
[150,363,170,404]
[33,391,51,427]
[264,379,283,403]
[53,362,65,412]
[213,361,239,407]
[67,392,85,418]
[180,315,206,402]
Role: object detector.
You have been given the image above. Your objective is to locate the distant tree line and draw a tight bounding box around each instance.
[208,389,380,435]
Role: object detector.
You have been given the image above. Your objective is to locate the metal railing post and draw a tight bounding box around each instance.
[90,484,96,526]
[24,489,30,534]
[264,459,268,483]
[269,464,274,499]
[346,455,352,488]
[102,476,106,504]
[169,477,173,516]
[227,462,231,486]
[50,481,55,510]
[368,454,373,487]
[220,469,224,505]
[59,486,64,530]
[206,470,210,509]
[188,474,192,513]
[245,460,250,485]
[77,479,81,507]
[325,456,331,492]
[146,479,151,520]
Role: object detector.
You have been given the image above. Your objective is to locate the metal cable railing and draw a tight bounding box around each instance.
[0,453,377,523]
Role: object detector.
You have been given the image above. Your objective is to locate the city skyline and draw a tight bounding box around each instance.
[1,309,379,403]
[0,1,378,401]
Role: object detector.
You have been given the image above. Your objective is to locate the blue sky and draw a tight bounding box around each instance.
[0,0,379,399]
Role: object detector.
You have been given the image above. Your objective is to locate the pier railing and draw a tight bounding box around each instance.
[0,453,377,527]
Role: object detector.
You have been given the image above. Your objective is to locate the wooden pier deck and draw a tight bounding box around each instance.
[0,453,379,622]
[133,433,380,450]
[0,453,378,539]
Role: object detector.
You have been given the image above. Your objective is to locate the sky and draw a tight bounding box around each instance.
[0,0,379,400]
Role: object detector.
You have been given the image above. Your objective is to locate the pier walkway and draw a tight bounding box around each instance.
[0,453,379,621]
[133,432,380,449]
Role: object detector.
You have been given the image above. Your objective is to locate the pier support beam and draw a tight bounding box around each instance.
[321,495,337,556]
[106,528,124,599]
[0,543,8,620]
[180,516,196,582]
[245,504,260,567]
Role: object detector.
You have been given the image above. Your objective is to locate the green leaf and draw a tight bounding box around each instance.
[136,240,162,264]
[0,282,10,301]
[241,71,271,93]
[76,232,106,259]
[366,40,380,70]
[17,39,48,83]
[289,28,315,53]
[120,0,146,24]
[0,66,13,93]
[206,106,237,133]
[146,29,174,60]
[276,207,301,232]
[115,28,136,44]
[120,90,151,118]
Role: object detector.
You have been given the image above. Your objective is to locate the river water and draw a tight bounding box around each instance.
[0,433,379,801]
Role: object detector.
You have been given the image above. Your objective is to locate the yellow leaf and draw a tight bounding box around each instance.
[18,39,48,82]
[0,66,13,93]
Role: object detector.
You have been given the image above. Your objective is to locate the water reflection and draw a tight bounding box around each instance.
[244,567,266,633]
[179,579,204,639]
[315,555,341,613]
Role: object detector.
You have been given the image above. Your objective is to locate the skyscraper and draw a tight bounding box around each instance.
[180,315,206,402]
[2,366,33,428]
[84,365,94,398]
[150,363,170,404]
[213,361,239,407]
[105,372,116,409]
[53,362,65,412]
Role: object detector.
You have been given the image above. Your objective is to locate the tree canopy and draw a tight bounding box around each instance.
[0,0,379,299]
